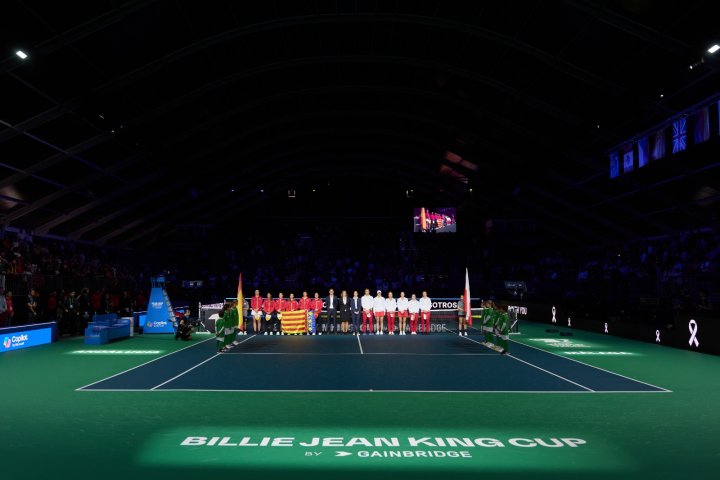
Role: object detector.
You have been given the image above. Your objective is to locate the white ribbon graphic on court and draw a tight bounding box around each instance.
[551,306,556,324]
[688,320,699,347]
[567,317,571,327]
[604,323,608,333]
[655,330,661,342]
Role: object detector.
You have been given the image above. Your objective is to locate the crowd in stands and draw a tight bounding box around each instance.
[0,230,146,332]
[488,228,719,320]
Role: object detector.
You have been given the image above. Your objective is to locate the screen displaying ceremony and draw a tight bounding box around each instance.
[414,207,457,233]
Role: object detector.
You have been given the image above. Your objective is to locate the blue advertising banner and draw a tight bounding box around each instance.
[1,327,53,352]
[143,287,175,333]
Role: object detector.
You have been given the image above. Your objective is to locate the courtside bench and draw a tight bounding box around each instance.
[84,314,131,345]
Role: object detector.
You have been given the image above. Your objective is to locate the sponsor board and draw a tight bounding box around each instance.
[1,328,52,352]
[525,338,594,349]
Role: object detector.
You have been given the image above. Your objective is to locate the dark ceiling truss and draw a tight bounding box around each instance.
[66,180,186,242]
[33,172,162,235]
[73,124,453,245]
[0,126,114,191]
[125,154,477,249]
[109,131,469,247]
[0,45,613,233]
[0,0,161,75]
[563,0,692,57]
[1,4,713,247]
[1,153,144,226]
[32,108,452,236]
[0,77,580,235]
[1,11,654,146]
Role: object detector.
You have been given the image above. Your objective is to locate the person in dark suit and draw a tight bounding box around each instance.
[339,290,352,335]
[324,288,339,334]
[350,290,362,335]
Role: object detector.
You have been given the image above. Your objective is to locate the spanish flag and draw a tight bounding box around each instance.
[236,273,244,332]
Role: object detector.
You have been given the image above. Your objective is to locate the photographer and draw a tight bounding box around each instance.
[175,318,193,341]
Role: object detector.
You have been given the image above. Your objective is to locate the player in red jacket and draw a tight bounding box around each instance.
[310,292,324,335]
[262,292,275,335]
[274,293,287,336]
[288,293,299,311]
[298,291,312,311]
[250,290,264,335]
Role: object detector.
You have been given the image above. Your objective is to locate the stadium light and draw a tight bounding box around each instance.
[15,50,28,59]
[708,44,720,54]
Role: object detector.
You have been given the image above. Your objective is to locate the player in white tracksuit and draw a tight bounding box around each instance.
[373,290,386,335]
[419,291,432,334]
[385,292,397,335]
[397,292,409,335]
[361,289,374,334]
[408,294,420,334]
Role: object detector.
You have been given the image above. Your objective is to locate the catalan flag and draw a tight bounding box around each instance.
[281,310,308,335]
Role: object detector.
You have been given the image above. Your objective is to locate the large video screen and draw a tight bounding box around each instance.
[413,207,456,233]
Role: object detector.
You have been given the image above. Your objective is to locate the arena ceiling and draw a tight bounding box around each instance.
[1,0,719,248]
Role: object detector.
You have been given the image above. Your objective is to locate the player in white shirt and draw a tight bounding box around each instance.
[419,290,432,335]
[407,294,420,335]
[396,291,409,335]
[385,291,398,335]
[373,290,386,335]
[361,288,374,335]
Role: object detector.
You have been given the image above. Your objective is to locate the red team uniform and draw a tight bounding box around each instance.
[251,296,263,314]
[310,297,323,334]
[275,298,288,313]
[298,297,312,311]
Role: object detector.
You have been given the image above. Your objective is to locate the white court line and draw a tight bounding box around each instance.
[510,338,672,392]
[223,352,497,356]
[75,388,670,394]
[150,334,257,390]
[459,332,594,392]
[75,337,215,391]
[506,354,594,392]
[357,334,364,354]
[150,354,221,390]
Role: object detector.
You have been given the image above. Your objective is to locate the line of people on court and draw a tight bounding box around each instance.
[247,288,434,335]
[215,290,510,354]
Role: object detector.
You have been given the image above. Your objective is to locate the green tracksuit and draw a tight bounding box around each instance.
[482,307,495,344]
[224,307,238,348]
[215,312,226,351]
[495,312,510,353]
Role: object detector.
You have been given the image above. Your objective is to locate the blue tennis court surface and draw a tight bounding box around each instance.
[78,334,669,393]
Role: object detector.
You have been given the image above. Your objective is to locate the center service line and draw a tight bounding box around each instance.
[150,334,256,390]
[357,334,364,355]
